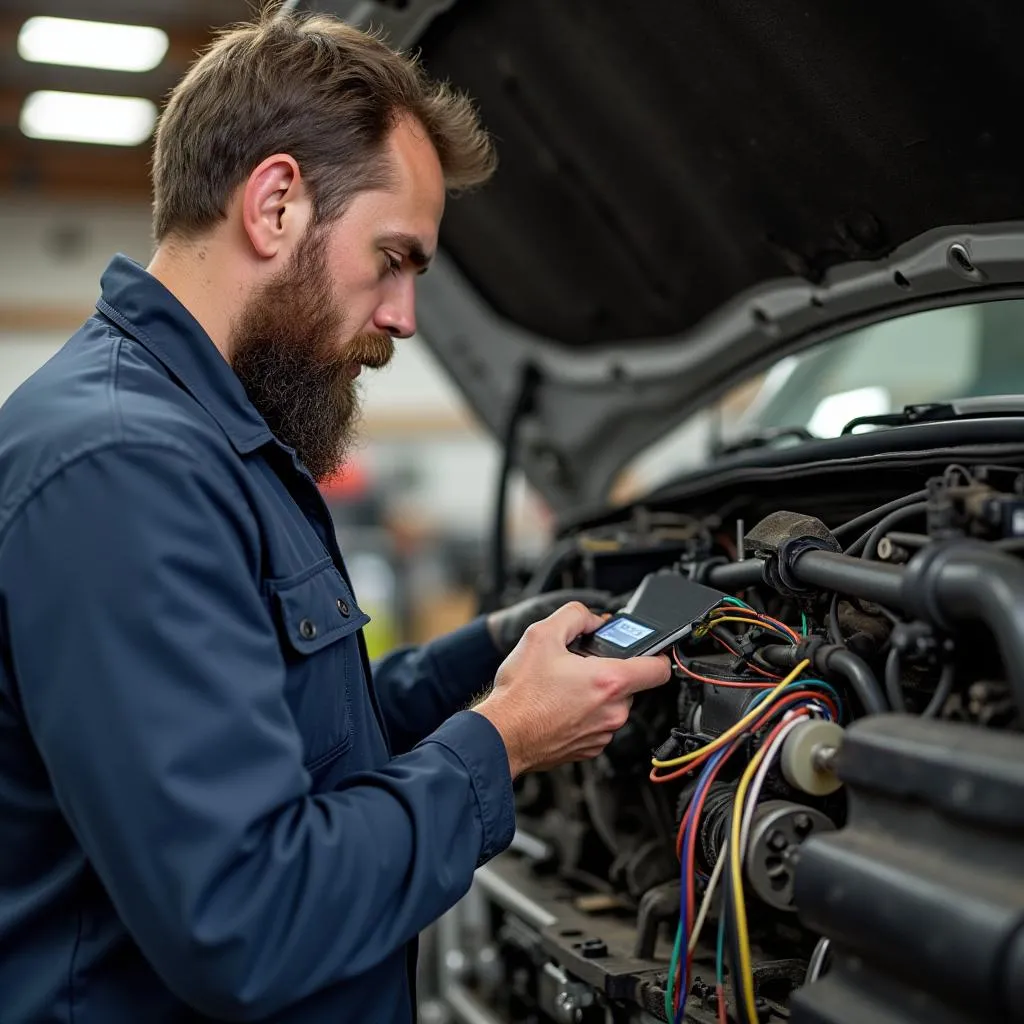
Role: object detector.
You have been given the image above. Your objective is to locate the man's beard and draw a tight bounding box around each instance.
[229,227,394,483]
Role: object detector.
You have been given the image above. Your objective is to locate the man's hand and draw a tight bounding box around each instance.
[486,589,612,657]
[475,601,671,777]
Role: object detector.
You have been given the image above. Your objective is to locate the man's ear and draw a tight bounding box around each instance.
[240,153,312,259]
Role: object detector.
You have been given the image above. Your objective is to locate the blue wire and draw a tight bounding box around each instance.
[798,678,844,721]
[671,679,838,1023]
[675,746,729,1024]
[716,909,727,984]
[746,679,840,722]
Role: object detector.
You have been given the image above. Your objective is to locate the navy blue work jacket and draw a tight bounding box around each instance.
[0,255,515,1023]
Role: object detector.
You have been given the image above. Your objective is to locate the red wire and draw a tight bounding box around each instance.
[755,613,802,643]
[716,984,728,1024]
[673,650,774,689]
[672,735,744,1014]
[708,609,801,645]
[708,633,781,679]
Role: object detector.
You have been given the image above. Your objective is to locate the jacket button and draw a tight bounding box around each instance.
[299,618,317,640]
[337,598,350,617]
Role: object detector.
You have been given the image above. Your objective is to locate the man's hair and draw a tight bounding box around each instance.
[151,4,495,241]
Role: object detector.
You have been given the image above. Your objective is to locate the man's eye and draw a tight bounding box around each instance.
[383,252,402,277]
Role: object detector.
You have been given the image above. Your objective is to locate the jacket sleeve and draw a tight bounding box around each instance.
[0,442,515,1022]
[372,619,504,754]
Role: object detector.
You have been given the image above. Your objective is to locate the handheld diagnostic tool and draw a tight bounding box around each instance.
[569,572,725,659]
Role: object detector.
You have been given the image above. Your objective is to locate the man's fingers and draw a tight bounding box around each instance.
[553,588,613,610]
[614,653,673,694]
[540,600,606,645]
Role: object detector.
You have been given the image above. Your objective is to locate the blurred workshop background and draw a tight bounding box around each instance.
[3,2,964,654]
[0,0,572,654]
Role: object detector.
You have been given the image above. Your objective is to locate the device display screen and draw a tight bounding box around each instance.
[595,616,656,648]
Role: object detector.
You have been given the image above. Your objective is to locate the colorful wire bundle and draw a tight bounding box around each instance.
[727,708,821,1023]
[658,640,840,1024]
[650,665,839,784]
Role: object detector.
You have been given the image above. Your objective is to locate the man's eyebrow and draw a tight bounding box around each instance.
[379,232,433,270]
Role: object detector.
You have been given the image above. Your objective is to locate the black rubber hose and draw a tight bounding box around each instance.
[708,549,906,607]
[832,490,929,542]
[791,550,905,607]
[706,558,765,592]
[708,540,1024,710]
[845,502,929,559]
[824,648,888,715]
[922,662,955,718]
[884,647,954,717]
[884,648,906,712]
[828,591,844,646]
[884,532,930,550]
[760,643,888,715]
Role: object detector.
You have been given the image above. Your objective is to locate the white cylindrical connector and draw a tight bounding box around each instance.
[780,719,844,795]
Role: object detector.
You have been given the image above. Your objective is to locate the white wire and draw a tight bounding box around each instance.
[686,703,828,958]
[806,937,831,983]
[738,712,810,854]
[684,704,827,958]
[687,839,728,955]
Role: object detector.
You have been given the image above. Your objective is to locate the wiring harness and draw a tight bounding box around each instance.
[651,596,841,1024]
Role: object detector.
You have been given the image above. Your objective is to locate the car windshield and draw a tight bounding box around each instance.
[621,298,1024,495]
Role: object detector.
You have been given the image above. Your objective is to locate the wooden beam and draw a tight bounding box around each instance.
[0,14,230,204]
[0,134,153,201]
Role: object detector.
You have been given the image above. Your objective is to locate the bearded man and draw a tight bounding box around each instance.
[0,8,669,1023]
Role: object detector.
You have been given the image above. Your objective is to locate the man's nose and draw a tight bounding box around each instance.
[373,277,417,339]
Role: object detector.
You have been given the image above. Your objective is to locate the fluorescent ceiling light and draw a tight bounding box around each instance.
[18,16,169,73]
[20,91,157,147]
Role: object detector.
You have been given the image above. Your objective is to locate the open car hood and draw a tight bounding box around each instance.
[321,0,1024,513]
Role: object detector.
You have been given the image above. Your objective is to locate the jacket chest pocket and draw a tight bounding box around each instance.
[267,559,370,773]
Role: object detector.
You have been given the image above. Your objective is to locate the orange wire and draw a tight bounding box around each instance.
[673,649,774,689]
[708,613,801,644]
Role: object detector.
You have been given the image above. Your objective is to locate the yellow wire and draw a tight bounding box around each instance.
[702,614,792,634]
[651,659,811,768]
[729,719,780,1022]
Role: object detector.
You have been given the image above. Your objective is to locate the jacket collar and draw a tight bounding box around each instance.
[96,253,274,455]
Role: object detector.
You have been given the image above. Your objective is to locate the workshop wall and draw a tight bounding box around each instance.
[0,197,553,646]
[0,196,507,530]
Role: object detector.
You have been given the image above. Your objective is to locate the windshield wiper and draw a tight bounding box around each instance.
[714,425,818,457]
[842,396,1024,435]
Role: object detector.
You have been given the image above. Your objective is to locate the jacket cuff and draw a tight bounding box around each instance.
[421,709,515,864]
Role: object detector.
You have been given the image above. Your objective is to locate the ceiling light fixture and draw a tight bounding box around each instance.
[20,91,158,147]
[17,16,169,73]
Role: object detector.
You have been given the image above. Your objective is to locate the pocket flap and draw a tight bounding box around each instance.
[268,559,370,655]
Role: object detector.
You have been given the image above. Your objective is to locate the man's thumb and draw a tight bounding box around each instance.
[542,601,606,646]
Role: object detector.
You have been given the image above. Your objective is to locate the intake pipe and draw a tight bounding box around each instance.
[898,539,1024,704]
[707,538,1024,710]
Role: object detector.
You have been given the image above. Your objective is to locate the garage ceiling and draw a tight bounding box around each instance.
[0,0,253,200]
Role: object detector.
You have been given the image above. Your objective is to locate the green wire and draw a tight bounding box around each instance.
[716,910,726,984]
[719,595,753,610]
[800,612,809,635]
[666,920,684,1022]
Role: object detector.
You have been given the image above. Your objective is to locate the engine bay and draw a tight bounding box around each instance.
[431,460,1024,1024]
